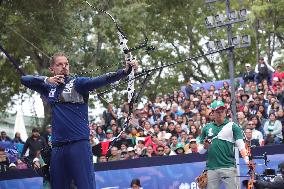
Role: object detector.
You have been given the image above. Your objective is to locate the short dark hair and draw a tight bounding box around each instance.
[130,178,141,187]
[157,145,164,150]
[32,128,40,133]
[49,52,66,66]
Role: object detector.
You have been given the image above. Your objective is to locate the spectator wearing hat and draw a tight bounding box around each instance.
[258,91,269,110]
[21,128,47,161]
[213,90,219,100]
[264,112,283,144]
[237,87,245,97]
[240,93,250,104]
[242,63,256,84]
[255,57,275,84]
[248,98,258,115]
[192,97,200,109]
[174,143,185,155]
[185,138,202,154]
[103,129,115,142]
[199,100,249,189]
[125,147,138,160]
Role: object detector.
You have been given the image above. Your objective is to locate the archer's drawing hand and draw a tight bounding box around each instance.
[203,138,212,149]
[46,75,65,85]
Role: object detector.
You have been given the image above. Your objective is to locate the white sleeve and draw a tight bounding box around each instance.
[236,139,249,163]
[266,63,275,72]
[44,77,49,84]
[235,139,246,152]
[255,65,259,73]
[198,145,207,154]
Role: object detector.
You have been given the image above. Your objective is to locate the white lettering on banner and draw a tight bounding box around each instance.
[179,182,199,189]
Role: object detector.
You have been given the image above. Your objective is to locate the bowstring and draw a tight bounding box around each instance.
[1,23,51,59]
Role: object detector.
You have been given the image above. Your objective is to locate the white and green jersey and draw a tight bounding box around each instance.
[200,119,244,170]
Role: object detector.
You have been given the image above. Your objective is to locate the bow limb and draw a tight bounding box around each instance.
[245,141,256,189]
[0,43,26,76]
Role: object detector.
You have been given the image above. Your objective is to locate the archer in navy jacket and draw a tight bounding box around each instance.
[21,52,138,189]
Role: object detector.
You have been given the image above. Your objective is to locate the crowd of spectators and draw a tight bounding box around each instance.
[1,57,284,168]
[89,57,284,163]
[0,127,51,174]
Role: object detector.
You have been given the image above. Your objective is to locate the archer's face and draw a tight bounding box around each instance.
[213,108,226,124]
[49,56,70,76]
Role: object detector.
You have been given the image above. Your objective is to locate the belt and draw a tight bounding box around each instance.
[52,139,87,148]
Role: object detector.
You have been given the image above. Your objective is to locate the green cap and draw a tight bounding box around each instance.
[106,129,113,133]
[210,100,226,110]
[175,143,184,149]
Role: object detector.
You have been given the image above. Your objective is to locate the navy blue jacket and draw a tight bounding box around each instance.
[21,69,128,143]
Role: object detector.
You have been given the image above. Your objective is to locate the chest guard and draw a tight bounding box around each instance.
[56,78,88,104]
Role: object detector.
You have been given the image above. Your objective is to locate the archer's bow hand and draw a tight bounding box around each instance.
[124,60,139,74]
